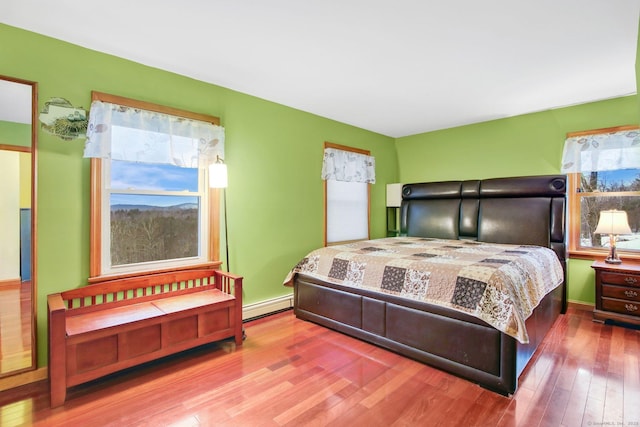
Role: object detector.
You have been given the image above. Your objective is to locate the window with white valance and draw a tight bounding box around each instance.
[322,143,373,246]
[84,100,225,167]
[321,147,376,184]
[85,92,224,278]
[562,125,640,259]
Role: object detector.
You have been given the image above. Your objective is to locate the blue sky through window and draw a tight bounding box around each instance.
[110,160,199,207]
[110,194,198,208]
[588,169,640,187]
[111,160,198,191]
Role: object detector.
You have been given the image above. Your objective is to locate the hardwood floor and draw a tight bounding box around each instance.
[0,306,638,426]
[0,281,32,375]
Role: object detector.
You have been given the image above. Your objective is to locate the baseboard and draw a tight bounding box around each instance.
[243,294,293,321]
[0,367,47,392]
[0,278,21,288]
[567,300,594,312]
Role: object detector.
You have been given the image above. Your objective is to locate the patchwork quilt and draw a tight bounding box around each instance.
[284,237,564,343]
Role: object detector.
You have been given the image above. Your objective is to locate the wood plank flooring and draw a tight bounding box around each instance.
[0,281,32,375]
[0,306,638,426]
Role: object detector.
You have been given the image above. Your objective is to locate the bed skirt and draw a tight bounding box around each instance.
[293,273,563,395]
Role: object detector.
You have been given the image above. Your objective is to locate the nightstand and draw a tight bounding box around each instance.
[386,206,400,237]
[592,260,640,326]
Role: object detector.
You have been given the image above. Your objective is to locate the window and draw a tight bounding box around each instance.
[86,92,224,278]
[106,158,204,269]
[322,142,375,245]
[326,179,369,243]
[564,125,640,260]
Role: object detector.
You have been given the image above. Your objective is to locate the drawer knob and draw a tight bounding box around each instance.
[624,303,638,312]
[624,277,638,284]
[624,290,639,298]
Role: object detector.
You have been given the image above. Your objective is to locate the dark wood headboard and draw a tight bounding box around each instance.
[400,175,567,306]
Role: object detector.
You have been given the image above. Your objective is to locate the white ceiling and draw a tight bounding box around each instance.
[2,0,639,137]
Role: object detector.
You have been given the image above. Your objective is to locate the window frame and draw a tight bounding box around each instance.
[89,91,222,281]
[567,125,640,261]
[323,142,371,246]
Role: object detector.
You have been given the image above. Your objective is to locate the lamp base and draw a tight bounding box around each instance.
[604,242,623,264]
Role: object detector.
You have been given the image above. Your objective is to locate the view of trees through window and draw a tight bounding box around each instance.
[578,168,640,251]
[110,200,199,266]
[108,158,203,267]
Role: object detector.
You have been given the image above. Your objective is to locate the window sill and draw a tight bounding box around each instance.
[568,249,640,262]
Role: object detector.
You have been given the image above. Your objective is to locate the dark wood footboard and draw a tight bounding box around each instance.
[293,274,562,395]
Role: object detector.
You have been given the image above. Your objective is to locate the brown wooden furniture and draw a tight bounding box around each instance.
[292,175,567,395]
[47,268,243,407]
[592,260,640,326]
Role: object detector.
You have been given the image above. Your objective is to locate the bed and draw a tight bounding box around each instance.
[284,174,566,395]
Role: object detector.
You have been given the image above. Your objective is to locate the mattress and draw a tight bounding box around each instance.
[284,237,563,343]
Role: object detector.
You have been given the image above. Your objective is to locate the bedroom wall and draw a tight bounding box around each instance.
[395,95,639,305]
[0,23,398,367]
[0,120,31,148]
[637,17,640,118]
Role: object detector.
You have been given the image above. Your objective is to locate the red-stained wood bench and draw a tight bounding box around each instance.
[47,268,243,407]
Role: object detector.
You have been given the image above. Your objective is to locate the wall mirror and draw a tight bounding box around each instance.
[0,75,37,378]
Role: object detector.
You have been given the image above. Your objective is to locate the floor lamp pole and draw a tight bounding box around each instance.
[223,188,229,272]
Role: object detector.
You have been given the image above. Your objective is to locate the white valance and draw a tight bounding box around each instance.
[561,128,640,173]
[84,101,224,168]
[321,148,376,184]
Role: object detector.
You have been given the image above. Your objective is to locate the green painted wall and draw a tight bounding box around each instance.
[395,95,639,304]
[637,16,640,117]
[0,120,30,148]
[0,23,397,367]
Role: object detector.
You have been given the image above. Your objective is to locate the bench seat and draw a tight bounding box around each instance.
[65,302,164,337]
[65,289,235,336]
[48,269,243,407]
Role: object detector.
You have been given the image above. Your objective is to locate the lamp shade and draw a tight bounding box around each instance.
[594,210,632,235]
[209,162,228,188]
[386,183,403,208]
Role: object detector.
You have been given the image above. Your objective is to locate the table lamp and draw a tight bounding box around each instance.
[594,209,632,264]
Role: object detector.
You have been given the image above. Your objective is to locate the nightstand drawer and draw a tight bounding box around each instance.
[600,271,640,288]
[602,285,640,301]
[602,298,640,317]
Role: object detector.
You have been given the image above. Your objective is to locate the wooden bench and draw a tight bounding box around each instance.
[47,268,243,407]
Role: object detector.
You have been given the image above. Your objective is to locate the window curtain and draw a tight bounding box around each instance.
[561,128,640,173]
[321,148,376,183]
[83,101,225,168]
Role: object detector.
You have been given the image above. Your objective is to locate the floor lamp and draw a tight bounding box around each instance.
[209,156,229,272]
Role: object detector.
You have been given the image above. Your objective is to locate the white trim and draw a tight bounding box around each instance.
[242,294,293,320]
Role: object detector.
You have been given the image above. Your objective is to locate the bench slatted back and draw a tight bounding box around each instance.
[60,269,223,313]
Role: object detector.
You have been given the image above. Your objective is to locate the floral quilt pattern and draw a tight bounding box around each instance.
[284,237,564,343]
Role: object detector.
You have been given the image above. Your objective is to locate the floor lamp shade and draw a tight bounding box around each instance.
[209,162,228,188]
